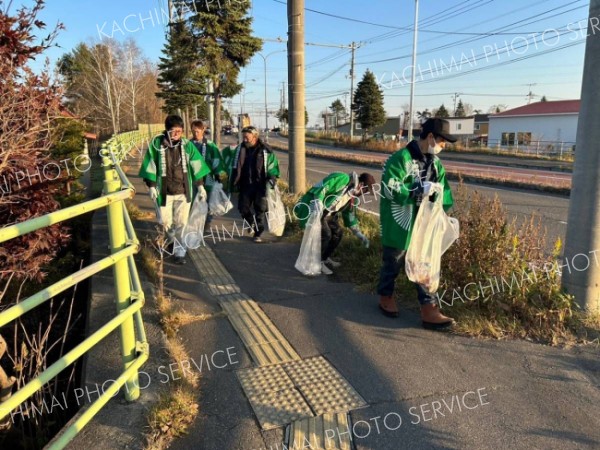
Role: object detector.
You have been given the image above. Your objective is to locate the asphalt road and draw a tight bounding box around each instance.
[268,135,572,188]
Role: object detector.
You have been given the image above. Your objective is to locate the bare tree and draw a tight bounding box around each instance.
[120,39,146,130]
[60,39,161,136]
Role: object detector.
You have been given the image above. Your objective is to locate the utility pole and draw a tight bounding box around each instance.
[208,80,214,133]
[452,92,460,116]
[526,83,537,104]
[407,0,419,142]
[257,50,285,143]
[349,42,357,141]
[562,0,600,315]
[167,0,174,35]
[288,0,306,193]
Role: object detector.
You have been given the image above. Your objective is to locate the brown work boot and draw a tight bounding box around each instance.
[379,295,399,318]
[421,303,454,330]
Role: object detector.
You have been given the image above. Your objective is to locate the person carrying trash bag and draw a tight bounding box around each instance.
[190,120,228,225]
[295,172,375,275]
[221,144,239,194]
[139,115,211,265]
[232,126,280,243]
[378,118,456,330]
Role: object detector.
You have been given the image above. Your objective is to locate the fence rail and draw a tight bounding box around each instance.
[0,125,158,449]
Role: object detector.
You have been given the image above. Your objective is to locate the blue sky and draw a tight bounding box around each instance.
[31,0,593,128]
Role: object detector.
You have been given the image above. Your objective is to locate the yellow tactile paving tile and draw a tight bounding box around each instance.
[243,387,314,430]
[286,413,353,450]
[238,364,294,396]
[246,340,300,366]
[299,377,367,416]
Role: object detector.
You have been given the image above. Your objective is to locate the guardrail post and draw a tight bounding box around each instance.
[102,154,140,401]
[0,334,16,429]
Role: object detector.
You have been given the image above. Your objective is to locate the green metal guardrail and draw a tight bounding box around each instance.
[0,125,161,449]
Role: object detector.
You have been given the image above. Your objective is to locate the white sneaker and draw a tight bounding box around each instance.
[325,257,341,268]
[321,262,333,275]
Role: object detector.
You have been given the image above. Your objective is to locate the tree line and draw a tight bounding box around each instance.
[59,38,164,138]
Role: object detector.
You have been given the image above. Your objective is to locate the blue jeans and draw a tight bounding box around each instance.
[377,246,437,306]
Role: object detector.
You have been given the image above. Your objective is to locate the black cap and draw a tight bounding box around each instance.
[420,118,457,143]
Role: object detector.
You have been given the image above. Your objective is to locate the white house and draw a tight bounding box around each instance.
[488,100,579,148]
[446,117,474,136]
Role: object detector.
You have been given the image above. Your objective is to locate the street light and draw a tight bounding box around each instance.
[257,50,286,142]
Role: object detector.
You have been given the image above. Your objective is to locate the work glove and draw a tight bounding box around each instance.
[220,172,229,187]
[422,181,432,196]
[149,187,158,201]
[198,185,207,201]
[309,198,323,214]
[350,226,370,248]
[410,180,432,196]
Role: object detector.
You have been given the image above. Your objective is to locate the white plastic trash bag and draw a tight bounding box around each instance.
[441,217,460,256]
[295,203,322,276]
[266,185,286,237]
[208,182,233,216]
[183,193,208,249]
[405,183,459,293]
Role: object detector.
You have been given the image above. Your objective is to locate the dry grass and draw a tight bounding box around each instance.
[139,246,161,285]
[144,385,199,450]
[139,235,203,450]
[126,200,154,221]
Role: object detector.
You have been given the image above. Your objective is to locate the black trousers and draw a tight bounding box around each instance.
[238,185,268,236]
[321,215,343,261]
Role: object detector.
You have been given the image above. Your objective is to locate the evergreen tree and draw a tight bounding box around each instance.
[330,99,348,125]
[455,99,466,117]
[188,0,262,146]
[157,20,208,119]
[352,70,386,136]
[436,104,450,118]
[541,95,548,102]
[417,109,431,121]
[276,108,308,126]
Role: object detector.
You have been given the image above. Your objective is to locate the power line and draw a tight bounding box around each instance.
[415,39,584,86]
[271,0,541,37]
[356,0,587,65]
[306,62,349,88]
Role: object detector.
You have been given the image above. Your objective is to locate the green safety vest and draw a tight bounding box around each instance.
[295,172,360,230]
[139,134,210,206]
[380,147,453,250]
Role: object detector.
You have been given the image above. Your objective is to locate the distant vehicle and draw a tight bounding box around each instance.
[271,127,281,133]
[231,126,239,133]
[223,125,232,135]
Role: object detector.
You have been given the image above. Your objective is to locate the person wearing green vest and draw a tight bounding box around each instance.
[190,120,227,225]
[295,172,375,275]
[378,118,456,330]
[139,115,210,265]
[221,144,239,194]
[232,126,280,243]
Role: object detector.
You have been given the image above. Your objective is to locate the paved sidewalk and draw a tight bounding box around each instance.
[123,163,598,449]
